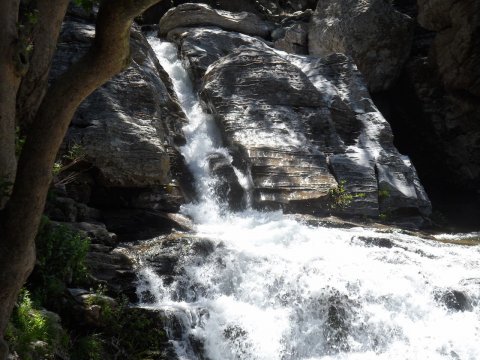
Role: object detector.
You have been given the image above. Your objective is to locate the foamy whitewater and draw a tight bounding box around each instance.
[142,36,480,360]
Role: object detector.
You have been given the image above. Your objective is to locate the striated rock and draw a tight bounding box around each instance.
[308,0,414,92]
[159,3,270,38]
[167,26,269,87]
[201,48,338,212]
[52,19,188,190]
[168,26,431,219]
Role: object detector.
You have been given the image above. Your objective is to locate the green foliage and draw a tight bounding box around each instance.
[52,143,87,184]
[327,180,365,211]
[379,213,389,221]
[32,218,90,303]
[82,291,169,359]
[65,143,85,162]
[378,188,390,199]
[5,290,69,360]
[71,335,104,360]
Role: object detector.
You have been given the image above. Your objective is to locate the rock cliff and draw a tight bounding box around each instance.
[161,4,431,222]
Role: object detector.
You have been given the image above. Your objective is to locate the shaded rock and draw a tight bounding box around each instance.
[273,22,308,54]
[85,248,137,299]
[146,254,179,276]
[372,1,480,222]
[354,236,394,248]
[45,196,101,223]
[52,19,189,192]
[376,153,432,217]
[68,221,117,246]
[418,0,480,97]
[207,152,245,211]
[102,209,192,242]
[309,0,414,92]
[434,289,473,312]
[159,3,270,38]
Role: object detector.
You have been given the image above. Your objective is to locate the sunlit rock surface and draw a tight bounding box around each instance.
[162,21,431,219]
[308,0,414,92]
[159,3,271,38]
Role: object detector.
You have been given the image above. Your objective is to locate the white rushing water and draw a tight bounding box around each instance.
[144,36,480,360]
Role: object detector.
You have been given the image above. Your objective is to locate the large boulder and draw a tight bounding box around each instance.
[167,26,269,88]
[159,3,271,38]
[53,21,186,188]
[308,0,414,92]
[201,48,338,212]
[169,26,431,220]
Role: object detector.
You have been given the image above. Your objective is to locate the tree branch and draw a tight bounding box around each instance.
[16,0,70,128]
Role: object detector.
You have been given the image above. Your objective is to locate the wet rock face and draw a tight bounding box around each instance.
[167,26,268,88]
[434,289,474,312]
[207,152,245,211]
[161,14,432,219]
[309,0,414,92]
[201,48,337,212]
[159,3,271,38]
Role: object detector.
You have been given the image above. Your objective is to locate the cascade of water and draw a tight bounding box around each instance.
[142,35,480,360]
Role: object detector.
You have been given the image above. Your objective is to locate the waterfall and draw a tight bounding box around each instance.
[140,35,480,360]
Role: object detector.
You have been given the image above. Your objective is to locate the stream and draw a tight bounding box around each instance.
[137,36,480,360]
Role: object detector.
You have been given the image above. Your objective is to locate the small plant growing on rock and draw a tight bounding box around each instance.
[52,143,88,185]
[378,188,390,199]
[327,180,365,212]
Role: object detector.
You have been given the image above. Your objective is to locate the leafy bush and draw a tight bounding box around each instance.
[80,291,169,359]
[32,217,90,303]
[71,334,104,360]
[5,290,69,360]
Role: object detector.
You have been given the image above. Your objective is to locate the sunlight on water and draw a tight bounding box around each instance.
[144,35,480,360]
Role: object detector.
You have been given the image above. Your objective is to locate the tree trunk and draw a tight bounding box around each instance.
[0,0,21,209]
[16,0,70,128]
[0,1,162,358]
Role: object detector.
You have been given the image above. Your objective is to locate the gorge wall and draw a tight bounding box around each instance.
[45,0,480,252]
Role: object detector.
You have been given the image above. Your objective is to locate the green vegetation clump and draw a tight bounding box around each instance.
[5,290,69,360]
[6,216,171,359]
[327,180,365,211]
[378,188,390,200]
[31,217,90,304]
[74,291,169,360]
